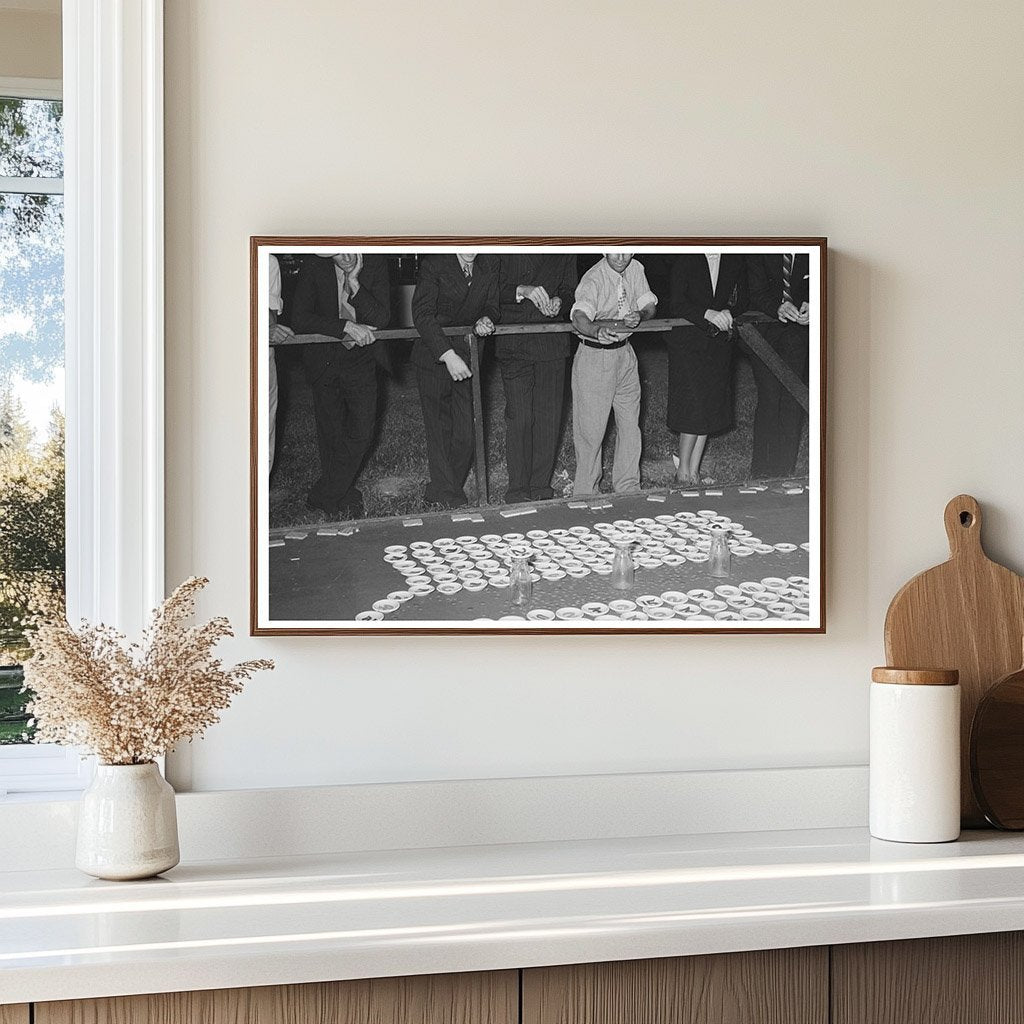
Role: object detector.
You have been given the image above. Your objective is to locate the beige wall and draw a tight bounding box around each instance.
[0,9,61,80]
[164,0,1024,791]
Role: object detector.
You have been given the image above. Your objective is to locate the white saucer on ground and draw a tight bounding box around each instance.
[646,607,676,620]
[556,607,584,619]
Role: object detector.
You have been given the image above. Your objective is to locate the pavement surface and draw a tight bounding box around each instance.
[267,484,816,629]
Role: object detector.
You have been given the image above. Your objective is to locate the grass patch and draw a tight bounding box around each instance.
[270,336,808,529]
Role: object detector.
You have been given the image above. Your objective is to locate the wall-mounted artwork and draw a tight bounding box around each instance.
[250,237,826,634]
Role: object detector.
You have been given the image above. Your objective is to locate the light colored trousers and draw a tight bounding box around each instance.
[571,343,642,497]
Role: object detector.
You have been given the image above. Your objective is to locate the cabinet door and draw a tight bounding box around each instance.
[0,1007,30,1024]
[523,949,828,1024]
[36,970,518,1024]
[832,932,1024,1024]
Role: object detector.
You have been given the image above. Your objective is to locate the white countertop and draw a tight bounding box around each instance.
[4,826,1024,1004]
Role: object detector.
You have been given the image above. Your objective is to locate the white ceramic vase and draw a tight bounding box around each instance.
[76,762,180,880]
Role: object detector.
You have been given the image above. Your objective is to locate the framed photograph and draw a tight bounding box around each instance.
[250,237,826,634]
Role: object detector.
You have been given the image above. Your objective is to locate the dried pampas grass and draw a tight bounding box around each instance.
[23,576,273,765]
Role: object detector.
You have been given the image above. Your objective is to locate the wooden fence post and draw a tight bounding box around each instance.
[468,332,487,506]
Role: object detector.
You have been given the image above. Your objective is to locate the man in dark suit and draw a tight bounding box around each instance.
[411,253,498,508]
[291,253,391,518]
[744,253,810,480]
[496,254,578,503]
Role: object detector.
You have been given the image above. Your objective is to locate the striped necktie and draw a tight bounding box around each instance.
[782,253,794,304]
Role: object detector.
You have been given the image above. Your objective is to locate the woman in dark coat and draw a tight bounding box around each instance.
[665,254,747,485]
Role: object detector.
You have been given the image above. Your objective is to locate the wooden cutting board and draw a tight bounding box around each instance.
[884,494,1024,826]
[970,651,1024,829]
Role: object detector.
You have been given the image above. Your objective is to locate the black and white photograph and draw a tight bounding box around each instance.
[251,238,825,633]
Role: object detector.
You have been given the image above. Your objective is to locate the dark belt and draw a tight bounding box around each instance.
[581,338,629,350]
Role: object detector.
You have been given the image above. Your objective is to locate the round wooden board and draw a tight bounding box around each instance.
[971,663,1024,829]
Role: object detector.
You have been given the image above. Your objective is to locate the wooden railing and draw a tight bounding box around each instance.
[273,315,809,506]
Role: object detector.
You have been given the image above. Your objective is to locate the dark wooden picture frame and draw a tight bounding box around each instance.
[251,237,827,635]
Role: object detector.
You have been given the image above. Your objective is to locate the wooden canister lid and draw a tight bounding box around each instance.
[871,667,960,686]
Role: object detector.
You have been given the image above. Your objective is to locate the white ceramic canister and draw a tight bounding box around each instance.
[870,667,960,843]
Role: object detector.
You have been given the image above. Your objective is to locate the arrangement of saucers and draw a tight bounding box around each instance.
[468,577,810,624]
[356,511,810,622]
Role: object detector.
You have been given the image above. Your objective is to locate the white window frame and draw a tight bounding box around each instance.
[0,0,165,797]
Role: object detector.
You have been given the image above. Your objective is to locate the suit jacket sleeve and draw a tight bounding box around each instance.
[794,253,810,307]
[480,270,500,324]
[556,256,578,314]
[291,260,349,339]
[352,256,391,328]
[497,255,523,306]
[411,258,452,362]
[732,259,750,314]
[747,255,779,317]
[670,258,712,330]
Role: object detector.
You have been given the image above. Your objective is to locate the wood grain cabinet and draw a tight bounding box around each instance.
[522,948,829,1024]
[34,971,518,1024]
[15,933,1024,1024]
[832,932,1024,1024]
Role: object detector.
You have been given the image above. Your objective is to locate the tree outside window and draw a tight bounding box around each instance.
[0,94,65,744]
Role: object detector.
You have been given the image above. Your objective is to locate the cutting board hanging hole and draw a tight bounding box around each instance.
[944,494,982,556]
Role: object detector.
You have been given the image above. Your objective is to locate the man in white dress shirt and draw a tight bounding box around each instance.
[569,253,657,496]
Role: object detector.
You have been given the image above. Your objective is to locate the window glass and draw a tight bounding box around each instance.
[0,97,65,745]
[0,97,63,178]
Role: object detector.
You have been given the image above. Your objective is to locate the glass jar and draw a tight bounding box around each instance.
[509,547,533,608]
[611,535,636,590]
[708,527,731,578]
